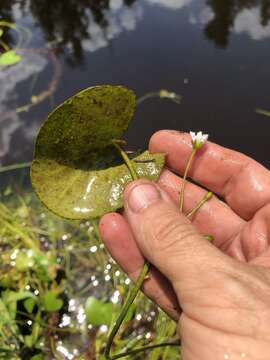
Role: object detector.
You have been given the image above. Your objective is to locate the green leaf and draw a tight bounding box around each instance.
[2,290,36,320]
[0,299,20,341]
[3,290,35,305]
[30,354,43,360]
[24,298,36,314]
[0,299,12,325]
[24,320,40,348]
[42,291,63,312]
[0,29,3,37]
[85,297,113,326]
[0,50,22,66]
[31,85,165,219]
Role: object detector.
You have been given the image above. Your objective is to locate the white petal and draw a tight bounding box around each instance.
[189,131,196,141]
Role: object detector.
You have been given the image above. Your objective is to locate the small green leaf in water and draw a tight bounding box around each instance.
[0,50,22,66]
[30,354,43,360]
[31,85,165,219]
[85,297,113,326]
[42,291,63,312]
[24,298,36,314]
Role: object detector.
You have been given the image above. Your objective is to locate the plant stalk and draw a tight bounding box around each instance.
[187,192,213,219]
[0,162,31,173]
[204,235,214,242]
[179,148,197,212]
[0,38,10,52]
[105,141,149,359]
[104,261,150,359]
[110,340,180,359]
[112,141,138,180]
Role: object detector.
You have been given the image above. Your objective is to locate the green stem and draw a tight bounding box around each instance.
[204,235,214,242]
[0,162,31,173]
[110,340,180,359]
[0,38,10,52]
[112,141,138,180]
[105,142,151,359]
[179,148,197,212]
[187,192,213,219]
[256,108,270,118]
[104,261,150,359]
[136,92,159,105]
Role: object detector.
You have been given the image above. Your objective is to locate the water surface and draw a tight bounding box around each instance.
[1,0,270,168]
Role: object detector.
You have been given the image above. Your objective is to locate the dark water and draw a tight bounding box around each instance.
[1,0,270,169]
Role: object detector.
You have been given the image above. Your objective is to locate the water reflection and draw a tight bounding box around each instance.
[203,0,270,47]
[234,5,270,40]
[0,52,48,160]
[0,0,142,65]
[1,0,270,166]
[146,0,193,10]
[1,0,270,60]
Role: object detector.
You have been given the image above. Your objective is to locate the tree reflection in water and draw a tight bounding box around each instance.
[205,0,270,47]
[1,0,270,164]
[0,0,140,64]
[1,0,270,58]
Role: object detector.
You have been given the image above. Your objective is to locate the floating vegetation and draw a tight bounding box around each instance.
[30,85,165,219]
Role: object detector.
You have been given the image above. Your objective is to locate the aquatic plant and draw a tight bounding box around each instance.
[30,84,211,359]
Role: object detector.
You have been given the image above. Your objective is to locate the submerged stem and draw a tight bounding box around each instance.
[110,340,180,359]
[104,261,150,359]
[0,162,31,173]
[0,38,10,52]
[136,92,159,105]
[179,148,197,212]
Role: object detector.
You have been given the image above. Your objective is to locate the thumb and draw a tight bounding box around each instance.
[123,179,233,301]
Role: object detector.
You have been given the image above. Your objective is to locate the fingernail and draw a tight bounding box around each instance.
[127,183,160,213]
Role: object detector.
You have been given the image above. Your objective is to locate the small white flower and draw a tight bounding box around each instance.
[190,131,208,149]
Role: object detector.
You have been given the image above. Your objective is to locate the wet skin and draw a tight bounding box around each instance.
[100,130,270,360]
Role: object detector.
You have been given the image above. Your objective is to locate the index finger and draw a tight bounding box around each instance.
[149,130,270,220]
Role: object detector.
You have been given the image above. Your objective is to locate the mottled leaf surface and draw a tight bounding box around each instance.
[31,85,165,219]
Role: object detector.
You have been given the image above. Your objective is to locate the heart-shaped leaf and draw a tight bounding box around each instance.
[31,85,165,219]
[42,291,63,312]
[85,297,113,326]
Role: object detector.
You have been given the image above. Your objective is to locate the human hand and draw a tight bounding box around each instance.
[99,130,270,359]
